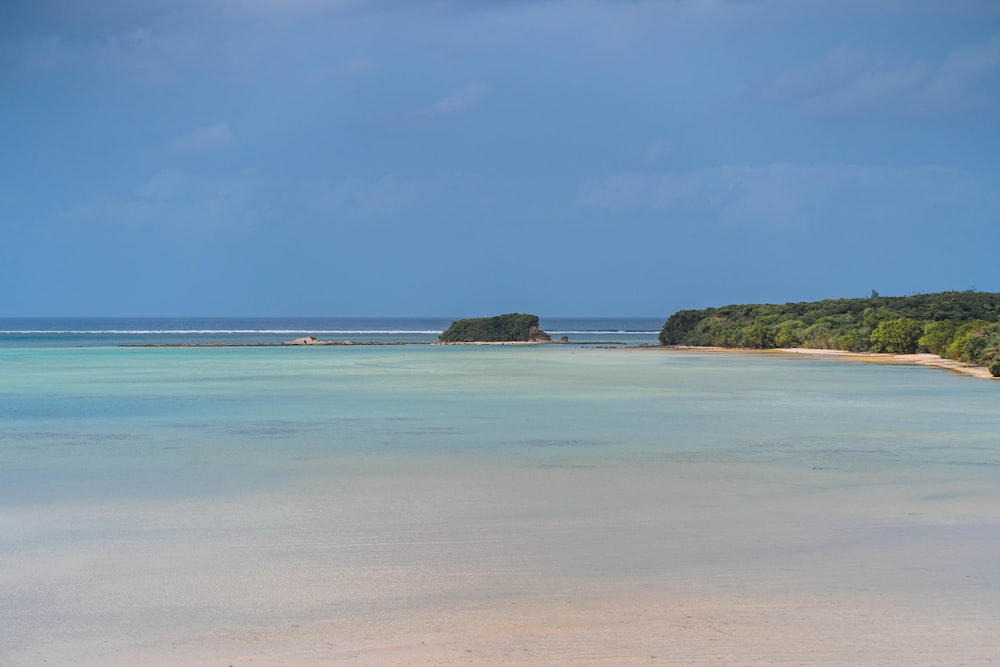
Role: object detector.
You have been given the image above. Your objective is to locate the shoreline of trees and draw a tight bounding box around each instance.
[659,291,1000,377]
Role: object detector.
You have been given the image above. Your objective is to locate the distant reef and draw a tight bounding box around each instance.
[659,291,1000,377]
[439,313,552,343]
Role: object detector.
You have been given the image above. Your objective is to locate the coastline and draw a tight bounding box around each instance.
[652,345,996,379]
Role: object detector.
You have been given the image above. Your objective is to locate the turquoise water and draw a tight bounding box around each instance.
[2,343,999,665]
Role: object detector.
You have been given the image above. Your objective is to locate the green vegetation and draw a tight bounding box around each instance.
[439,313,550,343]
[659,291,1000,376]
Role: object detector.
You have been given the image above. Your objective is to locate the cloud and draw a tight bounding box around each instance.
[2,19,209,89]
[423,81,492,117]
[757,34,1000,119]
[301,175,423,220]
[340,55,374,75]
[577,163,1000,231]
[134,168,193,200]
[299,172,515,229]
[915,34,1000,112]
[644,138,672,163]
[161,122,233,156]
[60,168,263,231]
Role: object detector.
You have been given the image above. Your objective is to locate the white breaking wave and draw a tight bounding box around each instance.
[0,329,444,335]
[547,330,657,335]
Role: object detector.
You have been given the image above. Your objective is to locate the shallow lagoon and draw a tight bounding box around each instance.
[2,345,999,665]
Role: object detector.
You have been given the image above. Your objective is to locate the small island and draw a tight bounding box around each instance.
[659,290,1000,377]
[439,313,552,343]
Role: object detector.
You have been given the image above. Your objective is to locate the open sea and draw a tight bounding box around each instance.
[2,317,999,665]
[0,317,663,348]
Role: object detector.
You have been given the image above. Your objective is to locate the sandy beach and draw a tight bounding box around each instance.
[654,345,997,379]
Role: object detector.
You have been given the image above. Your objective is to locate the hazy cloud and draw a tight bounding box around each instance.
[300,172,512,225]
[162,123,233,156]
[577,163,1000,230]
[134,168,193,201]
[60,168,262,231]
[757,34,1000,119]
[915,34,1000,112]
[302,175,423,220]
[3,21,202,87]
[340,55,375,75]
[424,81,492,117]
[644,138,672,163]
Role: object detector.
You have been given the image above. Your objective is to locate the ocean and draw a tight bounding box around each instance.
[2,318,999,665]
[0,316,664,347]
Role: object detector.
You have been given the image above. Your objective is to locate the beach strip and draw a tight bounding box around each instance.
[651,345,996,379]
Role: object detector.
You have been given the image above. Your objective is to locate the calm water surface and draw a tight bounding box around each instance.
[1,344,998,665]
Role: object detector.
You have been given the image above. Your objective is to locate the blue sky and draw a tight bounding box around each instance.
[2,0,998,317]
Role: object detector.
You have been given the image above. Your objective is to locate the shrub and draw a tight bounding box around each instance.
[740,322,775,349]
[869,317,923,353]
[988,357,1000,378]
[774,321,803,348]
[919,320,959,356]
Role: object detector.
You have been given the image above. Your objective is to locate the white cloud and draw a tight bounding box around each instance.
[424,81,492,117]
[162,122,233,156]
[757,34,1000,119]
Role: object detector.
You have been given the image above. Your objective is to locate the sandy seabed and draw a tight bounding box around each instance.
[9,459,1000,667]
[4,346,999,667]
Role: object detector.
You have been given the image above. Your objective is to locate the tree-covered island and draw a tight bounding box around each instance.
[660,291,1000,377]
[439,313,552,343]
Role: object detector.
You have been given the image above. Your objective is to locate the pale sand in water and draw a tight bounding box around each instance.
[5,348,998,666]
[9,461,999,666]
[193,588,1000,667]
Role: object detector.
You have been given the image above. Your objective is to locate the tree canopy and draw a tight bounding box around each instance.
[659,291,1000,376]
[439,313,549,343]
